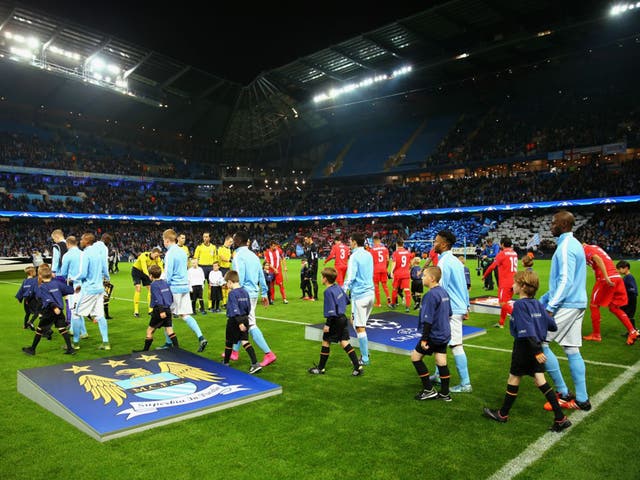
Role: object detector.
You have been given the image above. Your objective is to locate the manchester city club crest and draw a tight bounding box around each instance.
[17,349,282,441]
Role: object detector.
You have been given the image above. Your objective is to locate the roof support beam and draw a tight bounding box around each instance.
[0,7,16,33]
[360,34,406,59]
[159,65,190,90]
[298,58,346,83]
[329,46,375,71]
[124,50,153,79]
[42,23,66,53]
[83,37,112,67]
[197,79,226,100]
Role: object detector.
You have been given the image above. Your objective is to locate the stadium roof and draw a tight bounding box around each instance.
[0,0,636,153]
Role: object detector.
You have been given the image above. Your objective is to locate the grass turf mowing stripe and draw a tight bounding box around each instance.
[487,357,640,480]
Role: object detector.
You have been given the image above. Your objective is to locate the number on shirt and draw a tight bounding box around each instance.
[400,255,407,268]
[339,249,346,260]
[510,257,518,272]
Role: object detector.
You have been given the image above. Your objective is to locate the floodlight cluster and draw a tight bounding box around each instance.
[313,65,412,104]
[610,3,640,15]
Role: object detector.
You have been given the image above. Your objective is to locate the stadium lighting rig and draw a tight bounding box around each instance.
[312,65,412,104]
[610,2,640,15]
[0,27,161,107]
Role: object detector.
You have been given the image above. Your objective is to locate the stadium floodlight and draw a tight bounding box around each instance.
[107,64,120,75]
[313,64,411,104]
[610,3,640,15]
[10,46,35,60]
[90,57,106,71]
[455,52,469,60]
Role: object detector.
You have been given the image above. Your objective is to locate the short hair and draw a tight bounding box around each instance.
[224,270,239,283]
[38,264,52,280]
[334,236,342,242]
[372,234,380,241]
[617,260,631,270]
[234,231,249,245]
[82,232,95,245]
[270,240,278,247]
[163,229,177,242]
[437,230,456,247]
[321,267,337,284]
[522,255,533,268]
[101,233,112,245]
[351,232,365,247]
[424,266,441,283]
[148,264,162,279]
[396,238,404,247]
[66,235,77,246]
[554,210,576,229]
[514,270,539,297]
[212,261,219,266]
[51,229,63,238]
[24,266,36,276]
[411,257,421,266]
[150,247,162,255]
[500,237,512,248]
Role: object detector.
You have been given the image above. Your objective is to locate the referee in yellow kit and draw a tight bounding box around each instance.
[194,232,217,310]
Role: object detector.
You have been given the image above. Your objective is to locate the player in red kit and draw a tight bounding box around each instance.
[582,243,639,344]
[390,239,414,312]
[370,235,391,307]
[324,237,350,286]
[483,237,519,328]
[264,241,288,304]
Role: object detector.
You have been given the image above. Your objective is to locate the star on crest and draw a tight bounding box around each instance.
[64,365,92,374]
[101,359,128,368]
[135,354,159,363]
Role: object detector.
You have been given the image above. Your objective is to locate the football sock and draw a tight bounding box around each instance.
[183,315,203,338]
[31,327,44,350]
[438,365,451,395]
[452,347,470,386]
[412,360,432,390]
[499,384,519,417]
[59,326,72,350]
[567,352,588,403]
[249,326,271,354]
[133,290,140,314]
[224,343,234,363]
[169,333,178,348]
[589,305,601,335]
[243,342,258,364]
[610,305,635,332]
[318,345,330,370]
[344,344,359,368]
[540,382,565,420]
[97,317,109,343]
[357,331,369,362]
[143,337,153,351]
[404,289,411,308]
[542,345,568,396]
[79,317,88,336]
[71,315,83,343]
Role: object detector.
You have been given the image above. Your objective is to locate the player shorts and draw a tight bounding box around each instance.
[544,308,585,347]
[414,340,447,356]
[373,272,388,284]
[38,308,67,330]
[75,292,105,318]
[131,267,151,287]
[171,292,193,316]
[149,307,173,328]
[352,294,374,328]
[323,314,350,343]
[274,271,284,285]
[510,339,545,377]
[335,267,347,286]
[411,279,424,294]
[498,286,514,304]
[591,278,628,308]
[392,276,410,291]
[226,315,250,344]
[449,314,465,346]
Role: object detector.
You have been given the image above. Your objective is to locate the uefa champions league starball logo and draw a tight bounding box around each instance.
[366,318,401,330]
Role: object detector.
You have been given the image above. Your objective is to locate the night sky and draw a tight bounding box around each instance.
[18,1,429,84]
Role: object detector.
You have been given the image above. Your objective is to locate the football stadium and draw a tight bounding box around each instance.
[1,1,640,478]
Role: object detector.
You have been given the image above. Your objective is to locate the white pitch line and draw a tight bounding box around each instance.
[465,343,630,369]
[487,357,640,480]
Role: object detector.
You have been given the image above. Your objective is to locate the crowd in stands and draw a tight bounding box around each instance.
[0,130,187,179]
[1,156,637,217]
[576,212,640,257]
[1,210,637,263]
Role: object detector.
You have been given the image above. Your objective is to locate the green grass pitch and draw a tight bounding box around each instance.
[2,259,639,480]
